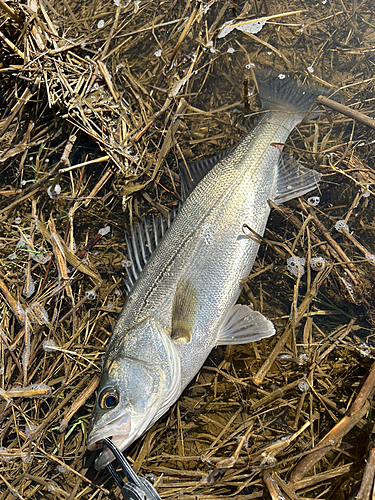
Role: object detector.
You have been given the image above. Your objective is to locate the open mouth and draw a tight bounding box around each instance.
[87,408,160,469]
[87,414,132,467]
[87,438,103,452]
[90,435,132,470]
[87,434,125,452]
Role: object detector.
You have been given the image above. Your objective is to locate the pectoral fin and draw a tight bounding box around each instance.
[171,277,198,343]
[217,304,275,346]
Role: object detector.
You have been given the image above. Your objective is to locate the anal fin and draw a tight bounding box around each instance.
[217,304,275,346]
[273,152,321,205]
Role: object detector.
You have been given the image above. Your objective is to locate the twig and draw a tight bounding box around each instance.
[0,473,25,500]
[264,472,285,500]
[164,2,201,74]
[356,442,375,500]
[59,375,99,431]
[0,0,20,23]
[290,461,364,491]
[18,431,110,494]
[243,32,293,69]
[289,362,375,483]
[317,95,375,130]
[97,60,118,101]
[0,29,24,58]
[0,276,25,325]
[0,86,34,137]
[253,266,332,385]
[59,155,109,173]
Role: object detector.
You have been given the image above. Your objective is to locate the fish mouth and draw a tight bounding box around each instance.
[90,435,131,470]
[87,416,132,469]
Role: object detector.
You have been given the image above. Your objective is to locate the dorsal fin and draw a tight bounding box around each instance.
[123,209,178,294]
[179,147,233,201]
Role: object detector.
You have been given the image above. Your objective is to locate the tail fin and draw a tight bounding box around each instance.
[255,68,336,120]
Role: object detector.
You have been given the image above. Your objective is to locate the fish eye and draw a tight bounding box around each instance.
[99,388,119,410]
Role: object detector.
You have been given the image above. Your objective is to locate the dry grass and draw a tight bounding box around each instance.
[0,0,375,498]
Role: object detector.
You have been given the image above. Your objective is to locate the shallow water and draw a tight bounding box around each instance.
[0,0,375,498]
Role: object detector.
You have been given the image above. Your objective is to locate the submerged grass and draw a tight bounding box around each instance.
[0,0,375,498]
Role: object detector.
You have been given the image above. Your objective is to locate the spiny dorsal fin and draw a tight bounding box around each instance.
[123,209,178,294]
[171,277,198,343]
[179,147,233,201]
[272,152,321,205]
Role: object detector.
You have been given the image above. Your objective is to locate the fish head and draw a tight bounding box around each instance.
[87,317,181,469]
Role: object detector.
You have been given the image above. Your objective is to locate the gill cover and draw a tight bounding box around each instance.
[88,318,181,468]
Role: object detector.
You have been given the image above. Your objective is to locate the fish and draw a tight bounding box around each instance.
[87,68,333,469]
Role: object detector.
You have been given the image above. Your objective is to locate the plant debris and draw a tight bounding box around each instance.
[0,0,375,498]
